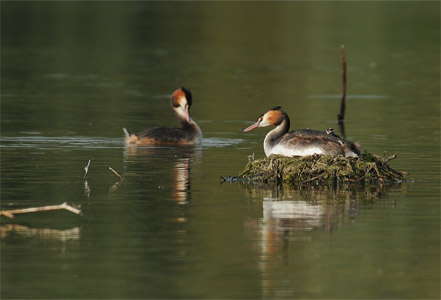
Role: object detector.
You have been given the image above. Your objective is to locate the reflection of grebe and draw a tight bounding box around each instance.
[124,87,202,146]
[243,107,360,157]
[263,200,324,233]
[123,147,200,206]
[173,157,190,204]
[241,185,398,297]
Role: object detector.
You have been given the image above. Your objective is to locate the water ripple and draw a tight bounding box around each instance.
[1,136,245,149]
[0,136,124,149]
[202,137,245,148]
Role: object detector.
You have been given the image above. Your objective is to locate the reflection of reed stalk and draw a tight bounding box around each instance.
[84,180,91,198]
[0,202,82,219]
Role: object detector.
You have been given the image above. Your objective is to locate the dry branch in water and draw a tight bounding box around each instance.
[109,167,124,181]
[108,166,124,192]
[0,202,82,219]
[84,160,91,178]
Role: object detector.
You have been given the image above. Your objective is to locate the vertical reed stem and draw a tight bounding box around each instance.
[338,45,347,137]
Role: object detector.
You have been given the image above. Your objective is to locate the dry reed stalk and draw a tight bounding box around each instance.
[109,167,124,181]
[0,202,82,219]
[337,45,347,138]
[84,160,91,178]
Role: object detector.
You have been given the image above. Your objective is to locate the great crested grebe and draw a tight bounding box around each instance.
[124,87,202,146]
[243,106,361,157]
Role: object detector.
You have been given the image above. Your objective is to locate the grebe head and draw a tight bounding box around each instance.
[326,128,335,135]
[243,106,285,132]
[171,87,192,122]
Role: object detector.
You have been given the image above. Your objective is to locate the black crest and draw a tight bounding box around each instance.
[181,87,192,107]
[259,106,282,118]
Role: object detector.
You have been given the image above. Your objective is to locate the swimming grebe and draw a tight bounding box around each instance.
[124,87,202,146]
[243,106,361,157]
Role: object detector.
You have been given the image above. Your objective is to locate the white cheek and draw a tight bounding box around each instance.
[259,119,271,127]
[175,106,186,117]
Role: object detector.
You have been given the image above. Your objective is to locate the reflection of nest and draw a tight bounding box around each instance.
[244,183,405,238]
[229,152,409,186]
[244,182,400,204]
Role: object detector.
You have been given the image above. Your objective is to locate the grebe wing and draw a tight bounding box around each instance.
[281,130,360,157]
[289,129,347,143]
[279,132,339,145]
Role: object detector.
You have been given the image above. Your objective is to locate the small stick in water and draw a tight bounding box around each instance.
[84,160,91,178]
[385,154,397,163]
[109,167,124,181]
[0,202,82,219]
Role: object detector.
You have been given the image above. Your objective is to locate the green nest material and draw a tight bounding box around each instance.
[233,152,409,185]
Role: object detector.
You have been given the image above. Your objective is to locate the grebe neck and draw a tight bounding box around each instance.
[182,118,202,141]
[263,116,290,156]
[265,115,290,142]
[181,118,200,130]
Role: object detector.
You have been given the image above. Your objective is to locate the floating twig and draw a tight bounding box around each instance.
[301,172,327,184]
[0,202,82,219]
[385,154,397,163]
[84,160,91,178]
[109,167,124,181]
[108,167,124,192]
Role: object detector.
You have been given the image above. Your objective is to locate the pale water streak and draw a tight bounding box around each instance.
[0,136,245,149]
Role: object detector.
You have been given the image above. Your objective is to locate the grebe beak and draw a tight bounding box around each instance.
[243,120,261,132]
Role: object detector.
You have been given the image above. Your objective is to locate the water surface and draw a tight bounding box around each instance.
[1,2,439,299]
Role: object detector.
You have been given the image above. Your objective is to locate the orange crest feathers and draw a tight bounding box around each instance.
[171,87,192,108]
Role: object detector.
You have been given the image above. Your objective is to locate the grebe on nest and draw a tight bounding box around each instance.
[124,87,202,146]
[243,106,360,157]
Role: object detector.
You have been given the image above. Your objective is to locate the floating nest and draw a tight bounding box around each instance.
[222,152,409,186]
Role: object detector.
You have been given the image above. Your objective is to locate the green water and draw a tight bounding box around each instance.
[1,2,439,299]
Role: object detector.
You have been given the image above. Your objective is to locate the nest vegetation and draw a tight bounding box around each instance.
[225,152,409,186]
